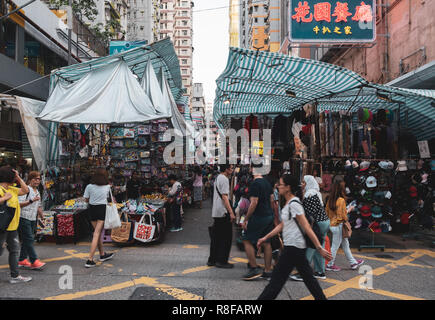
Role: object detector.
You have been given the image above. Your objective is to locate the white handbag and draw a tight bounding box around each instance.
[133,212,156,243]
[104,188,121,229]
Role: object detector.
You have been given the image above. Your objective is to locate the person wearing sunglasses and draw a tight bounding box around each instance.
[18,171,46,270]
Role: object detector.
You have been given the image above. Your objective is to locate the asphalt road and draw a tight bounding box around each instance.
[0,198,434,300]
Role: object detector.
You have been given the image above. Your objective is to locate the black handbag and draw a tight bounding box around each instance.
[0,188,16,232]
[289,199,323,249]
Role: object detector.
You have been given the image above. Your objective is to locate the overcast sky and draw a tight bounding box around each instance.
[192,0,230,106]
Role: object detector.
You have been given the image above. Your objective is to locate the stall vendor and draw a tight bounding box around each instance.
[126,171,143,200]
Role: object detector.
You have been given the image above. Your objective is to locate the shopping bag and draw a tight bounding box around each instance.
[111,212,134,243]
[0,187,15,232]
[133,213,156,243]
[342,221,352,239]
[104,188,121,229]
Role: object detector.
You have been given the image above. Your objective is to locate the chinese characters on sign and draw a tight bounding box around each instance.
[289,1,376,42]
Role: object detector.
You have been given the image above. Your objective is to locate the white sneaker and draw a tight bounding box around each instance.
[10,275,32,284]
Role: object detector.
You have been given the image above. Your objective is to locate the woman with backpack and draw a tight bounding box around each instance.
[325,180,364,272]
[290,175,330,281]
[257,174,332,300]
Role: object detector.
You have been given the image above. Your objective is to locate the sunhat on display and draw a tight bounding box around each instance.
[352,161,359,169]
[354,218,363,229]
[396,161,407,172]
[373,191,385,204]
[371,206,383,218]
[409,186,418,198]
[379,161,394,170]
[408,160,417,170]
[366,176,377,188]
[360,205,371,217]
[360,161,370,172]
[369,221,382,233]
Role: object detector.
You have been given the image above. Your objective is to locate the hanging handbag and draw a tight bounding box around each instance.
[111,212,134,244]
[0,187,16,232]
[104,188,121,229]
[133,212,156,243]
[342,221,352,239]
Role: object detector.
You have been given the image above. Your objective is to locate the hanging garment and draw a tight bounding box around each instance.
[272,114,288,143]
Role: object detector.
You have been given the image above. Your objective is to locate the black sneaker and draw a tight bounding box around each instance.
[314,272,326,280]
[99,252,114,262]
[289,273,303,281]
[261,271,273,280]
[215,262,234,269]
[207,261,216,267]
[85,260,96,268]
[242,267,263,281]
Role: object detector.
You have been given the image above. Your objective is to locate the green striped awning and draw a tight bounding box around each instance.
[214,47,435,141]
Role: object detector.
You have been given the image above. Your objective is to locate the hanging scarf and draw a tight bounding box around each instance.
[303,175,323,206]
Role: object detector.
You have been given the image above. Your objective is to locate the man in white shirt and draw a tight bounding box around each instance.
[208,164,236,268]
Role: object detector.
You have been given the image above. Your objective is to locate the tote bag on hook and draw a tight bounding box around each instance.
[133,212,156,243]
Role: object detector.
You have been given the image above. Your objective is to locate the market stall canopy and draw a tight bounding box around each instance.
[160,69,195,137]
[48,38,186,104]
[38,61,162,124]
[141,60,169,116]
[14,97,48,170]
[214,47,435,140]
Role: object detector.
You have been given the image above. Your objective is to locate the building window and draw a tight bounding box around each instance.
[254,18,258,23]
[182,69,187,75]
[182,30,188,36]
[183,20,188,26]
[182,59,187,64]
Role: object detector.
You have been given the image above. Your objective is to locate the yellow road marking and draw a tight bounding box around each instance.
[351,253,434,269]
[183,245,199,249]
[301,251,428,300]
[45,276,203,300]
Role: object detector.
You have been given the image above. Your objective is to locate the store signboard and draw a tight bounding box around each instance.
[289,0,376,43]
[109,40,148,55]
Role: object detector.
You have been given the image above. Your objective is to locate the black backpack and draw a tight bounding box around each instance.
[288,198,323,249]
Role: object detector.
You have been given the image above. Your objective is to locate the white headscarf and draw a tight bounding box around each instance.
[304,175,323,206]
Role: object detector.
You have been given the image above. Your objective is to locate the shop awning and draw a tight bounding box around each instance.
[38,61,163,124]
[49,38,186,104]
[214,47,435,141]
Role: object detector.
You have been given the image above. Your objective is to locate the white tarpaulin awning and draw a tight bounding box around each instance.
[141,60,169,116]
[38,61,163,124]
[160,68,195,137]
[15,97,49,170]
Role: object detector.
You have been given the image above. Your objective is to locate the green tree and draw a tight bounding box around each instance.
[49,0,98,22]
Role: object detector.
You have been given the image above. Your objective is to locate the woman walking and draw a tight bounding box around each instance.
[257,174,332,300]
[83,169,114,268]
[325,180,364,272]
[18,171,46,270]
[290,175,330,281]
[193,167,203,209]
[0,166,31,283]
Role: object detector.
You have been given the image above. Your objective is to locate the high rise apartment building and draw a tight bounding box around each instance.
[229,0,240,47]
[238,0,287,52]
[154,1,194,99]
[127,0,159,43]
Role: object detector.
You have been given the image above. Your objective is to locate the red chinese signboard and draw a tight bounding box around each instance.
[289,1,376,43]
